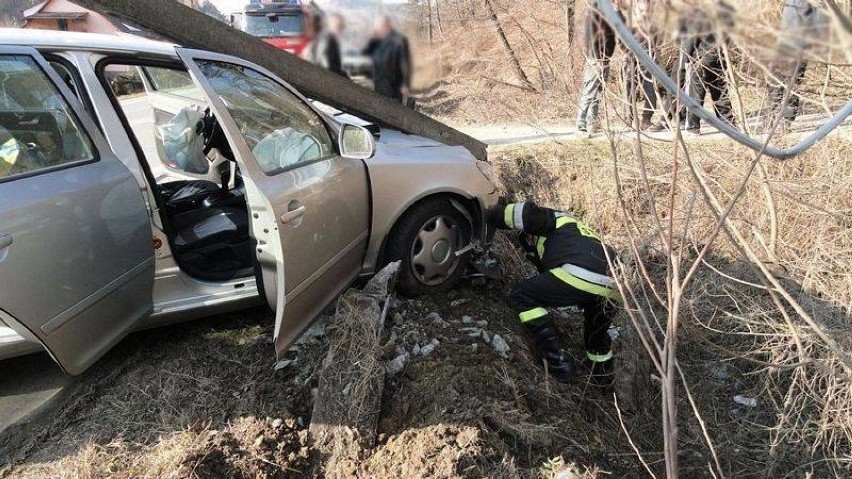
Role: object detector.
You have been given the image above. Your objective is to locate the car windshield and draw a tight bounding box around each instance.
[243,13,304,37]
[0,55,95,178]
[197,60,332,174]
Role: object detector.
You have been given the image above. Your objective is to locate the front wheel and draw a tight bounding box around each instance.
[386,198,471,297]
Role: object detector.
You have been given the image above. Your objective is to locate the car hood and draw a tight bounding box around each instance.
[373,128,476,164]
[310,100,477,163]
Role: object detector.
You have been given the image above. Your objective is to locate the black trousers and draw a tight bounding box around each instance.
[509,271,614,357]
[769,58,808,121]
[624,58,658,126]
[686,44,733,129]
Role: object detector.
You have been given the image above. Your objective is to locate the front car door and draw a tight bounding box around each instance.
[176,49,370,356]
[0,47,154,374]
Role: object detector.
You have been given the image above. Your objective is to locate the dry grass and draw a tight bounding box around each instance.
[414,0,852,128]
[491,131,852,475]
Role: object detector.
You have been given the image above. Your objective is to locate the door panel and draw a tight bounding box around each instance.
[0,47,154,374]
[177,49,370,356]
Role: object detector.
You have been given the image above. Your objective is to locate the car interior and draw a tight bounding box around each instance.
[1,58,94,177]
[98,62,256,281]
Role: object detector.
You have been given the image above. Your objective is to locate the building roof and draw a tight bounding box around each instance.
[21,1,49,19]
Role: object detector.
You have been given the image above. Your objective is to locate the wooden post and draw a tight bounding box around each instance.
[72,0,487,160]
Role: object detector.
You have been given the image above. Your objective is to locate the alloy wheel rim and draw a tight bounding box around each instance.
[410,214,461,286]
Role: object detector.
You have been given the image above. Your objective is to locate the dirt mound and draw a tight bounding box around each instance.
[360,285,650,477]
[186,417,310,478]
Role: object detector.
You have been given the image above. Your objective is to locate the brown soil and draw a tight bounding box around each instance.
[0,271,654,478]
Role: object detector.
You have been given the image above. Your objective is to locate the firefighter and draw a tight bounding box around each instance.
[488,201,619,385]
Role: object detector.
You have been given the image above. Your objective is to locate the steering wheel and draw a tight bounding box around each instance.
[196,108,221,155]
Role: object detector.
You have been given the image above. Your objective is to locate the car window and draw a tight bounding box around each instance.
[48,60,82,100]
[243,13,305,37]
[142,66,204,101]
[196,60,333,175]
[0,55,95,180]
[103,63,211,180]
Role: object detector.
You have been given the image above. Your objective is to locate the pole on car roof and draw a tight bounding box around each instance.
[72,0,488,161]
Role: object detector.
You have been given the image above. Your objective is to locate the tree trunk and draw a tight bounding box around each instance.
[435,0,444,35]
[72,0,488,160]
[482,0,532,87]
[426,0,433,43]
[565,0,576,48]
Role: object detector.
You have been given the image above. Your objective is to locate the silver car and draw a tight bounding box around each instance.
[0,30,499,374]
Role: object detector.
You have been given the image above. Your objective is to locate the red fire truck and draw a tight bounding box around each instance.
[230,1,321,57]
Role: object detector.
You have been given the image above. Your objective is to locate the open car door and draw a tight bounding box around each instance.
[176,49,371,356]
[0,47,154,374]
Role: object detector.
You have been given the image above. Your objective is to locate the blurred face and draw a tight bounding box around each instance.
[373,17,392,38]
[328,14,345,35]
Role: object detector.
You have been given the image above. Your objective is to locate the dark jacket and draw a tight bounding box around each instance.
[364,30,411,101]
[489,201,615,276]
[306,32,346,77]
[583,7,620,60]
[677,1,735,57]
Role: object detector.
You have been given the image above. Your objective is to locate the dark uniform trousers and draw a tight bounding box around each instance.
[492,201,619,364]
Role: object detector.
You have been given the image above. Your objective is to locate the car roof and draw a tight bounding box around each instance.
[0,29,179,57]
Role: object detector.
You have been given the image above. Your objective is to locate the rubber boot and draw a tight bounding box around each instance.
[525,318,573,383]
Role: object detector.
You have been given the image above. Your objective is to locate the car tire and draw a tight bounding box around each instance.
[386,198,472,297]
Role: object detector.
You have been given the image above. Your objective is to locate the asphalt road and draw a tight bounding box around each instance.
[0,353,69,436]
[458,112,852,147]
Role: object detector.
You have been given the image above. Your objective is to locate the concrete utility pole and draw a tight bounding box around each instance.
[73,0,487,160]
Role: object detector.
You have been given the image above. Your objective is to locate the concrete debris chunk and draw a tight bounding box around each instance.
[296,320,326,345]
[462,315,473,324]
[425,312,446,327]
[450,298,470,307]
[412,344,421,356]
[481,331,492,344]
[273,359,297,371]
[607,326,621,340]
[491,334,510,358]
[419,341,438,357]
[475,320,488,328]
[733,395,758,407]
[387,352,409,376]
[459,327,483,337]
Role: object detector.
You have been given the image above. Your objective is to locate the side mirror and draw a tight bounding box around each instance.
[339,124,376,160]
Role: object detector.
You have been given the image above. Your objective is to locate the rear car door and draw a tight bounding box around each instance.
[176,49,370,356]
[0,47,154,374]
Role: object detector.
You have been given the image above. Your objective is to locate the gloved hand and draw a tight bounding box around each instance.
[486,204,507,229]
[518,232,536,254]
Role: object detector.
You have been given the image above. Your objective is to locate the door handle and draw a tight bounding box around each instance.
[0,233,12,249]
[279,205,306,224]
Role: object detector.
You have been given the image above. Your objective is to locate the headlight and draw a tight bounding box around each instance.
[476,160,500,188]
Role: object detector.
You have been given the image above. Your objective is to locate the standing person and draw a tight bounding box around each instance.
[678,1,736,134]
[363,15,412,103]
[488,201,620,385]
[623,0,661,131]
[304,14,347,77]
[768,0,827,123]
[575,0,623,133]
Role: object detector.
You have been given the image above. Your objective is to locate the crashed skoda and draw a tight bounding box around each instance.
[0,30,499,374]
